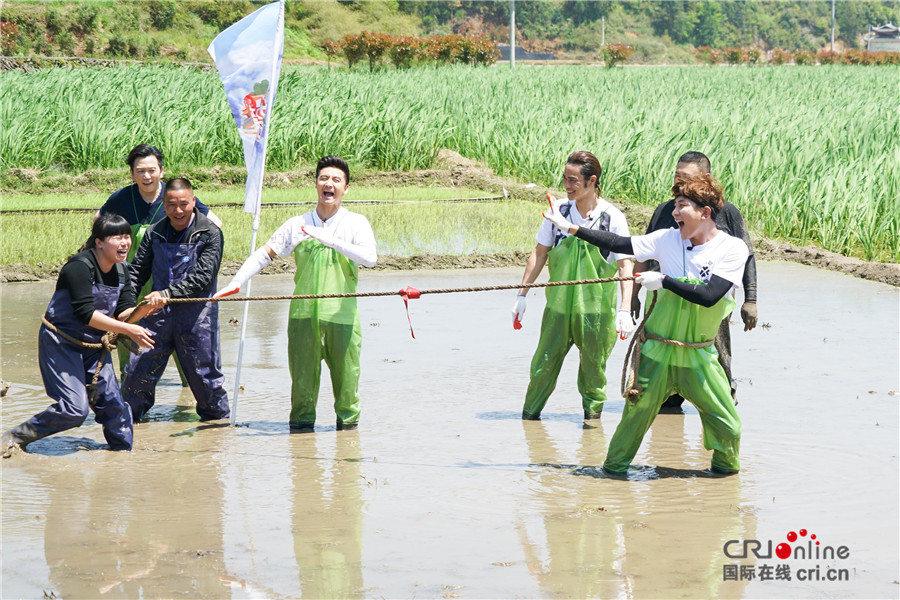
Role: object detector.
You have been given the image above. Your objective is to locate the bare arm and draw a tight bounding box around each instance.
[518,244,550,296]
[88,311,154,349]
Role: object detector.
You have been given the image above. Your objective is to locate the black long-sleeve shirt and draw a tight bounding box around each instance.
[56,250,135,324]
[573,227,733,307]
[645,200,757,303]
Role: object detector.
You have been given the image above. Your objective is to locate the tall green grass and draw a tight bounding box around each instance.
[2,65,896,261]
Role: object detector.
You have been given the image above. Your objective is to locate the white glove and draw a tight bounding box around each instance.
[542,194,573,233]
[301,225,336,248]
[213,280,241,299]
[512,294,526,329]
[615,309,635,340]
[635,271,665,291]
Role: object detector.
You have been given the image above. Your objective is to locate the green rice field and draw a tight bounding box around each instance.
[2,65,897,261]
[1,199,534,265]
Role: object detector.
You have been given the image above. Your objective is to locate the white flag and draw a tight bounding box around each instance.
[208,0,285,215]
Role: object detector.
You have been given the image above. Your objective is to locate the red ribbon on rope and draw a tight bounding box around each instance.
[399,286,421,339]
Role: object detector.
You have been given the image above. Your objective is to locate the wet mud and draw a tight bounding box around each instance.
[1,263,897,599]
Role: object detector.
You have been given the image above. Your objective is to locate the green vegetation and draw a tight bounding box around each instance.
[0,186,495,211]
[1,1,897,64]
[2,64,896,261]
[1,200,534,265]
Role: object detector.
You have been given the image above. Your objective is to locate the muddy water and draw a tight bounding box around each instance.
[1,263,897,599]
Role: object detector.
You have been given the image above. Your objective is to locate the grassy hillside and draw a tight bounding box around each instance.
[0,1,421,63]
[2,1,897,65]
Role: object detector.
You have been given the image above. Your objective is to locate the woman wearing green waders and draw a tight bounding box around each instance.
[98,144,221,382]
[216,156,377,432]
[543,174,748,474]
[514,151,634,422]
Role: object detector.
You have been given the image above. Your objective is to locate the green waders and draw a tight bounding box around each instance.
[287,239,362,427]
[523,235,618,419]
[604,282,741,473]
[117,223,189,386]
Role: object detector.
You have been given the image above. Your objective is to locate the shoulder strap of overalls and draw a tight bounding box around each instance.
[551,203,573,249]
[74,254,100,284]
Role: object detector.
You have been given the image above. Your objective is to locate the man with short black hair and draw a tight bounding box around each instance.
[216,156,377,432]
[634,151,757,410]
[122,177,230,422]
[99,144,221,382]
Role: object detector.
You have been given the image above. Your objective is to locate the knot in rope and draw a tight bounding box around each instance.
[100,331,120,353]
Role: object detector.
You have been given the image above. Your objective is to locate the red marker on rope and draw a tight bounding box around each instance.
[399,286,421,339]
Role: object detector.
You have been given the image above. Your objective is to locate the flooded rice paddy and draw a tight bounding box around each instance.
[1,262,898,599]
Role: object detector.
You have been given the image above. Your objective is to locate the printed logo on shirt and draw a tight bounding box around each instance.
[181,256,191,263]
[699,262,712,282]
[551,203,574,249]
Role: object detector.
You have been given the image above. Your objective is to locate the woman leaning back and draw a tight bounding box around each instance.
[2,214,155,455]
[543,173,748,474]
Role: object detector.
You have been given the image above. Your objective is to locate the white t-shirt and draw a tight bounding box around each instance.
[631,228,748,288]
[266,207,377,267]
[535,197,631,264]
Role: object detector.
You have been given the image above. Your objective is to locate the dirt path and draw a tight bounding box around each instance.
[2,150,897,286]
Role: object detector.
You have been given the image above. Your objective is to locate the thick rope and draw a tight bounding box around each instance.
[163,276,635,304]
[620,291,716,401]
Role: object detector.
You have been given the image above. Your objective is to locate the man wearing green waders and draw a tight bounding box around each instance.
[216,156,377,431]
[98,144,221,382]
[544,174,747,474]
[513,151,634,422]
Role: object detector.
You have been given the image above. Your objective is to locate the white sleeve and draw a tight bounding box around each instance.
[630,229,670,262]
[230,246,272,287]
[535,218,556,247]
[266,218,307,258]
[712,237,749,287]
[332,215,377,268]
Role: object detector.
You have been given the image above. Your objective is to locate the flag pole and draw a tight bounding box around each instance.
[230,196,262,426]
[207,0,285,426]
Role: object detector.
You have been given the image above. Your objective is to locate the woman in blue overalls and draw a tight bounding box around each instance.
[2,215,155,454]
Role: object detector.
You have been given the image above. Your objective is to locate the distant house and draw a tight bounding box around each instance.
[866,23,900,53]
[498,45,555,61]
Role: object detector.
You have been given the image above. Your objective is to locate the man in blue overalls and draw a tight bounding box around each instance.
[97,143,221,383]
[122,178,230,422]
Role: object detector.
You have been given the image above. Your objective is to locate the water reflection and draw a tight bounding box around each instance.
[613,414,755,598]
[519,420,622,598]
[41,441,227,598]
[291,433,365,598]
[519,414,757,598]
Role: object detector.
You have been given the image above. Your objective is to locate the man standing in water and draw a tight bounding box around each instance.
[634,151,757,411]
[544,174,746,473]
[513,151,634,422]
[122,178,230,422]
[98,144,221,383]
[215,156,377,432]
